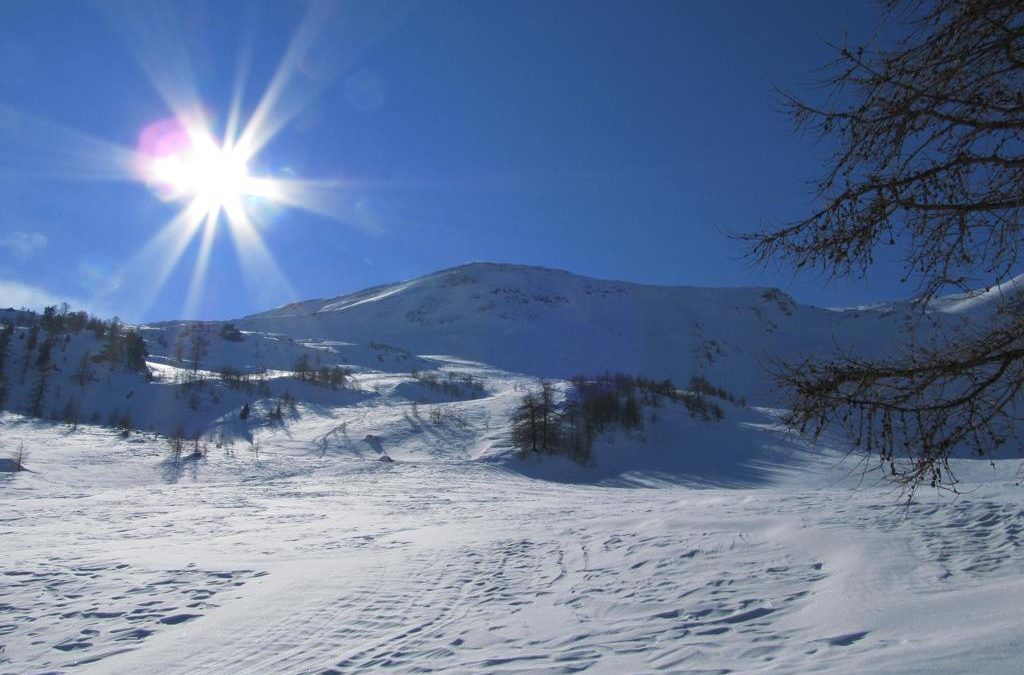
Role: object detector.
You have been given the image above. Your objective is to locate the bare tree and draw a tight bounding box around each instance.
[169,423,187,464]
[13,444,27,471]
[511,390,542,453]
[745,0,1024,492]
[538,380,561,451]
[62,398,80,430]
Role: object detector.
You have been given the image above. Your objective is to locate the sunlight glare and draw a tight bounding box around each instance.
[139,121,252,211]
[0,0,400,318]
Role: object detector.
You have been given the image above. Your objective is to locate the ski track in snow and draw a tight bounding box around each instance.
[1,436,1022,674]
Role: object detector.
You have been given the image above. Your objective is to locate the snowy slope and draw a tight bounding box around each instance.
[1,264,1022,674]
[239,262,949,402]
[925,273,1024,316]
[0,263,996,473]
[1,413,1021,674]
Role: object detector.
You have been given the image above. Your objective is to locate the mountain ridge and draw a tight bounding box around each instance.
[243,262,803,320]
[235,261,936,401]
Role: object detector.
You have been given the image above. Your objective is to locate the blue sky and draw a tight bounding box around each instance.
[0,0,903,322]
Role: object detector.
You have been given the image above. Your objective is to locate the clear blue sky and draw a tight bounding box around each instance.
[0,0,904,322]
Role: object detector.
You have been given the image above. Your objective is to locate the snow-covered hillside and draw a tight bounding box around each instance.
[239,262,951,402]
[1,263,1021,673]
[1,413,1021,674]
[0,263,1004,478]
[0,263,1007,478]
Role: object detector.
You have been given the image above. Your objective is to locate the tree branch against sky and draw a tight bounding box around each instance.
[746,0,1024,494]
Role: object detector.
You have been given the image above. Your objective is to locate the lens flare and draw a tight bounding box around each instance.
[137,119,253,211]
[130,112,301,317]
[0,0,403,318]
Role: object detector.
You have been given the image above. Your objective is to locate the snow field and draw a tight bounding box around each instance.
[2,264,1022,673]
[1,403,1021,674]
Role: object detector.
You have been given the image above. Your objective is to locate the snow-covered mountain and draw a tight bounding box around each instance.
[3,264,1022,674]
[0,260,992,463]
[0,262,968,450]
[239,262,944,401]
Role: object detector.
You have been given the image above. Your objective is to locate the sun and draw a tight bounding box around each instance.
[131,115,298,317]
[0,1,373,319]
[168,136,249,208]
[141,123,253,212]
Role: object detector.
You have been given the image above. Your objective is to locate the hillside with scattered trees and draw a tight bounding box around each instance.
[511,373,743,463]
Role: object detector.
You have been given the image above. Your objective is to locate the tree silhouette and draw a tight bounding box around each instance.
[745,0,1024,492]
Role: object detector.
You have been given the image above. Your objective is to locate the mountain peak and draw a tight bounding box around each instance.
[237,262,896,399]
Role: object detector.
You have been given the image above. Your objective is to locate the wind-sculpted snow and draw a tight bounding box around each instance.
[1,415,1021,673]
[0,561,265,671]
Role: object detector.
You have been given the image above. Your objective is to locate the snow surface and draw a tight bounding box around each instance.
[1,262,1022,673]
[2,409,1021,674]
